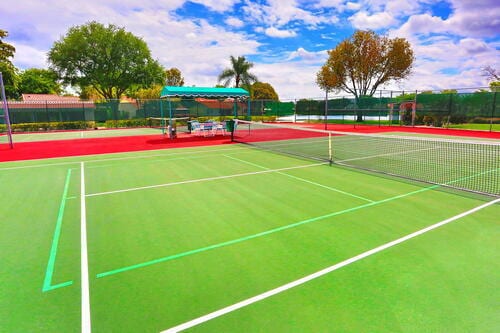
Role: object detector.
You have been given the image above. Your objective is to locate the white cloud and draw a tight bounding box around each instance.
[265,27,297,38]
[459,38,490,55]
[10,43,48,69]
[389,14,448,38]
[346,2,362,11]
[253,62,324,100]
[243,0,338,28]
[1,1,261,89]
[349,11,398,30]
[1,0,498,99]
[287,47,328,62]
[225,17,245,28]
[190,0,238,12]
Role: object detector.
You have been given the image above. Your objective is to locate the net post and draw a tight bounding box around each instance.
[0,72,14,149]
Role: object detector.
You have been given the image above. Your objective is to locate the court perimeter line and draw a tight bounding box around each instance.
[81,162,92,333]
[96,184,440,279]
[86,163,328,197]
[0,145,248,171]
[223,154,374,203]
[161,197,500,333]
[42,168,74,292]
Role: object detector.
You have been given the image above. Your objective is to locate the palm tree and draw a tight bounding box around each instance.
[218,56,258,88]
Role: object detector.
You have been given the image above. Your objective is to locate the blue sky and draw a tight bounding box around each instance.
[1,0,499,99]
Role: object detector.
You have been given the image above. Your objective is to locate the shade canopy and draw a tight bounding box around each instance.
[160,86,249,99]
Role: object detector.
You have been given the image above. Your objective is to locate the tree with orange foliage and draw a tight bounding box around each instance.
[317,30,414,121]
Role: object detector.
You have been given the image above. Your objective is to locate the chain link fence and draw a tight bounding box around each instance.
[1,88,498,132]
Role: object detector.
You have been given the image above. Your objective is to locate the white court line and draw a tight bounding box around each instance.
[0,145,249,171]
[223,154,374,203]
[86,163,327,197]
[80,162,92,333]
[161,197,500,333]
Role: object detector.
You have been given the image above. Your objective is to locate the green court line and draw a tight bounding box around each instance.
[42,168,74,292]
[96,184,440,279]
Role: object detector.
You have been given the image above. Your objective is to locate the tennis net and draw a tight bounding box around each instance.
[232,120,500,197]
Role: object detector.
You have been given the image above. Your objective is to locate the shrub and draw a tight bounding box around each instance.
[422,115,434,126]
[10,121,95,132]
[470,117,500,124]
[104,119,150,128]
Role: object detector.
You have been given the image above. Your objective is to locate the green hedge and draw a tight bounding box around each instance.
[10,121,95,132]
[104,119,152,128]
[470,117,500,124]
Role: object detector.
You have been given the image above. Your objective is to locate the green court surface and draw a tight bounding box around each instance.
[0,144,498,332]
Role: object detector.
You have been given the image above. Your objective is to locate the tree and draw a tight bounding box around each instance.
[131,84,163,99]
[317,30,414,121]
[0,62,18,99]
[165,68,184,86]
[48,21,165,100]
[490,81,500,92]
[218,56,258,88]
[18,68,62,94]
[251,82,279,100]
[0,29,15,62]
[482,65,499,81]
[0,29,19,99]
[441,89,457,94]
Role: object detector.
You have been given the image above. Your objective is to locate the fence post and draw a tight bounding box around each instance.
[389,91,393,126]
[82,102,85,124]
[446,92,453,128]
[293,100,296,122]
[45,100,50,124]
[0,72,14,148]
[378,90,381,127]
[491,90,497,132]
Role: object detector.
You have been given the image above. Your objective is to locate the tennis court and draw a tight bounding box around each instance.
[1,127,161,143]
[1,124,499,332]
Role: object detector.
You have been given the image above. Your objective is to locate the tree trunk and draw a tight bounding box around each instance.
[354,96,362,122]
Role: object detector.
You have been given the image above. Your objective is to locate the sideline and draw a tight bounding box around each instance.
[81,162,92,333]
[161,197,500,333]
[42,168,74,292]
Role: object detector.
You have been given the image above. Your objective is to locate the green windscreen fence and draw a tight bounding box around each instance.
[0,99,249,131]
[1,90,498,131]
[291,91,498,128]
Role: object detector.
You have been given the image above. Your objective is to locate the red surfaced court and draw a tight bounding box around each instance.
[1,125,498,162]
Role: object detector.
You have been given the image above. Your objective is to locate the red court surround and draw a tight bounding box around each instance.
[1,125,498,162]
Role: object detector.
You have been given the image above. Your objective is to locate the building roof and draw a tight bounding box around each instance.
[160,86,249,98]
[195,98,240,110]
[6,94,95,109]
[22,94,82,102]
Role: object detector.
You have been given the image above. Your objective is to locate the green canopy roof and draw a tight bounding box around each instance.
[160,86,249,98]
